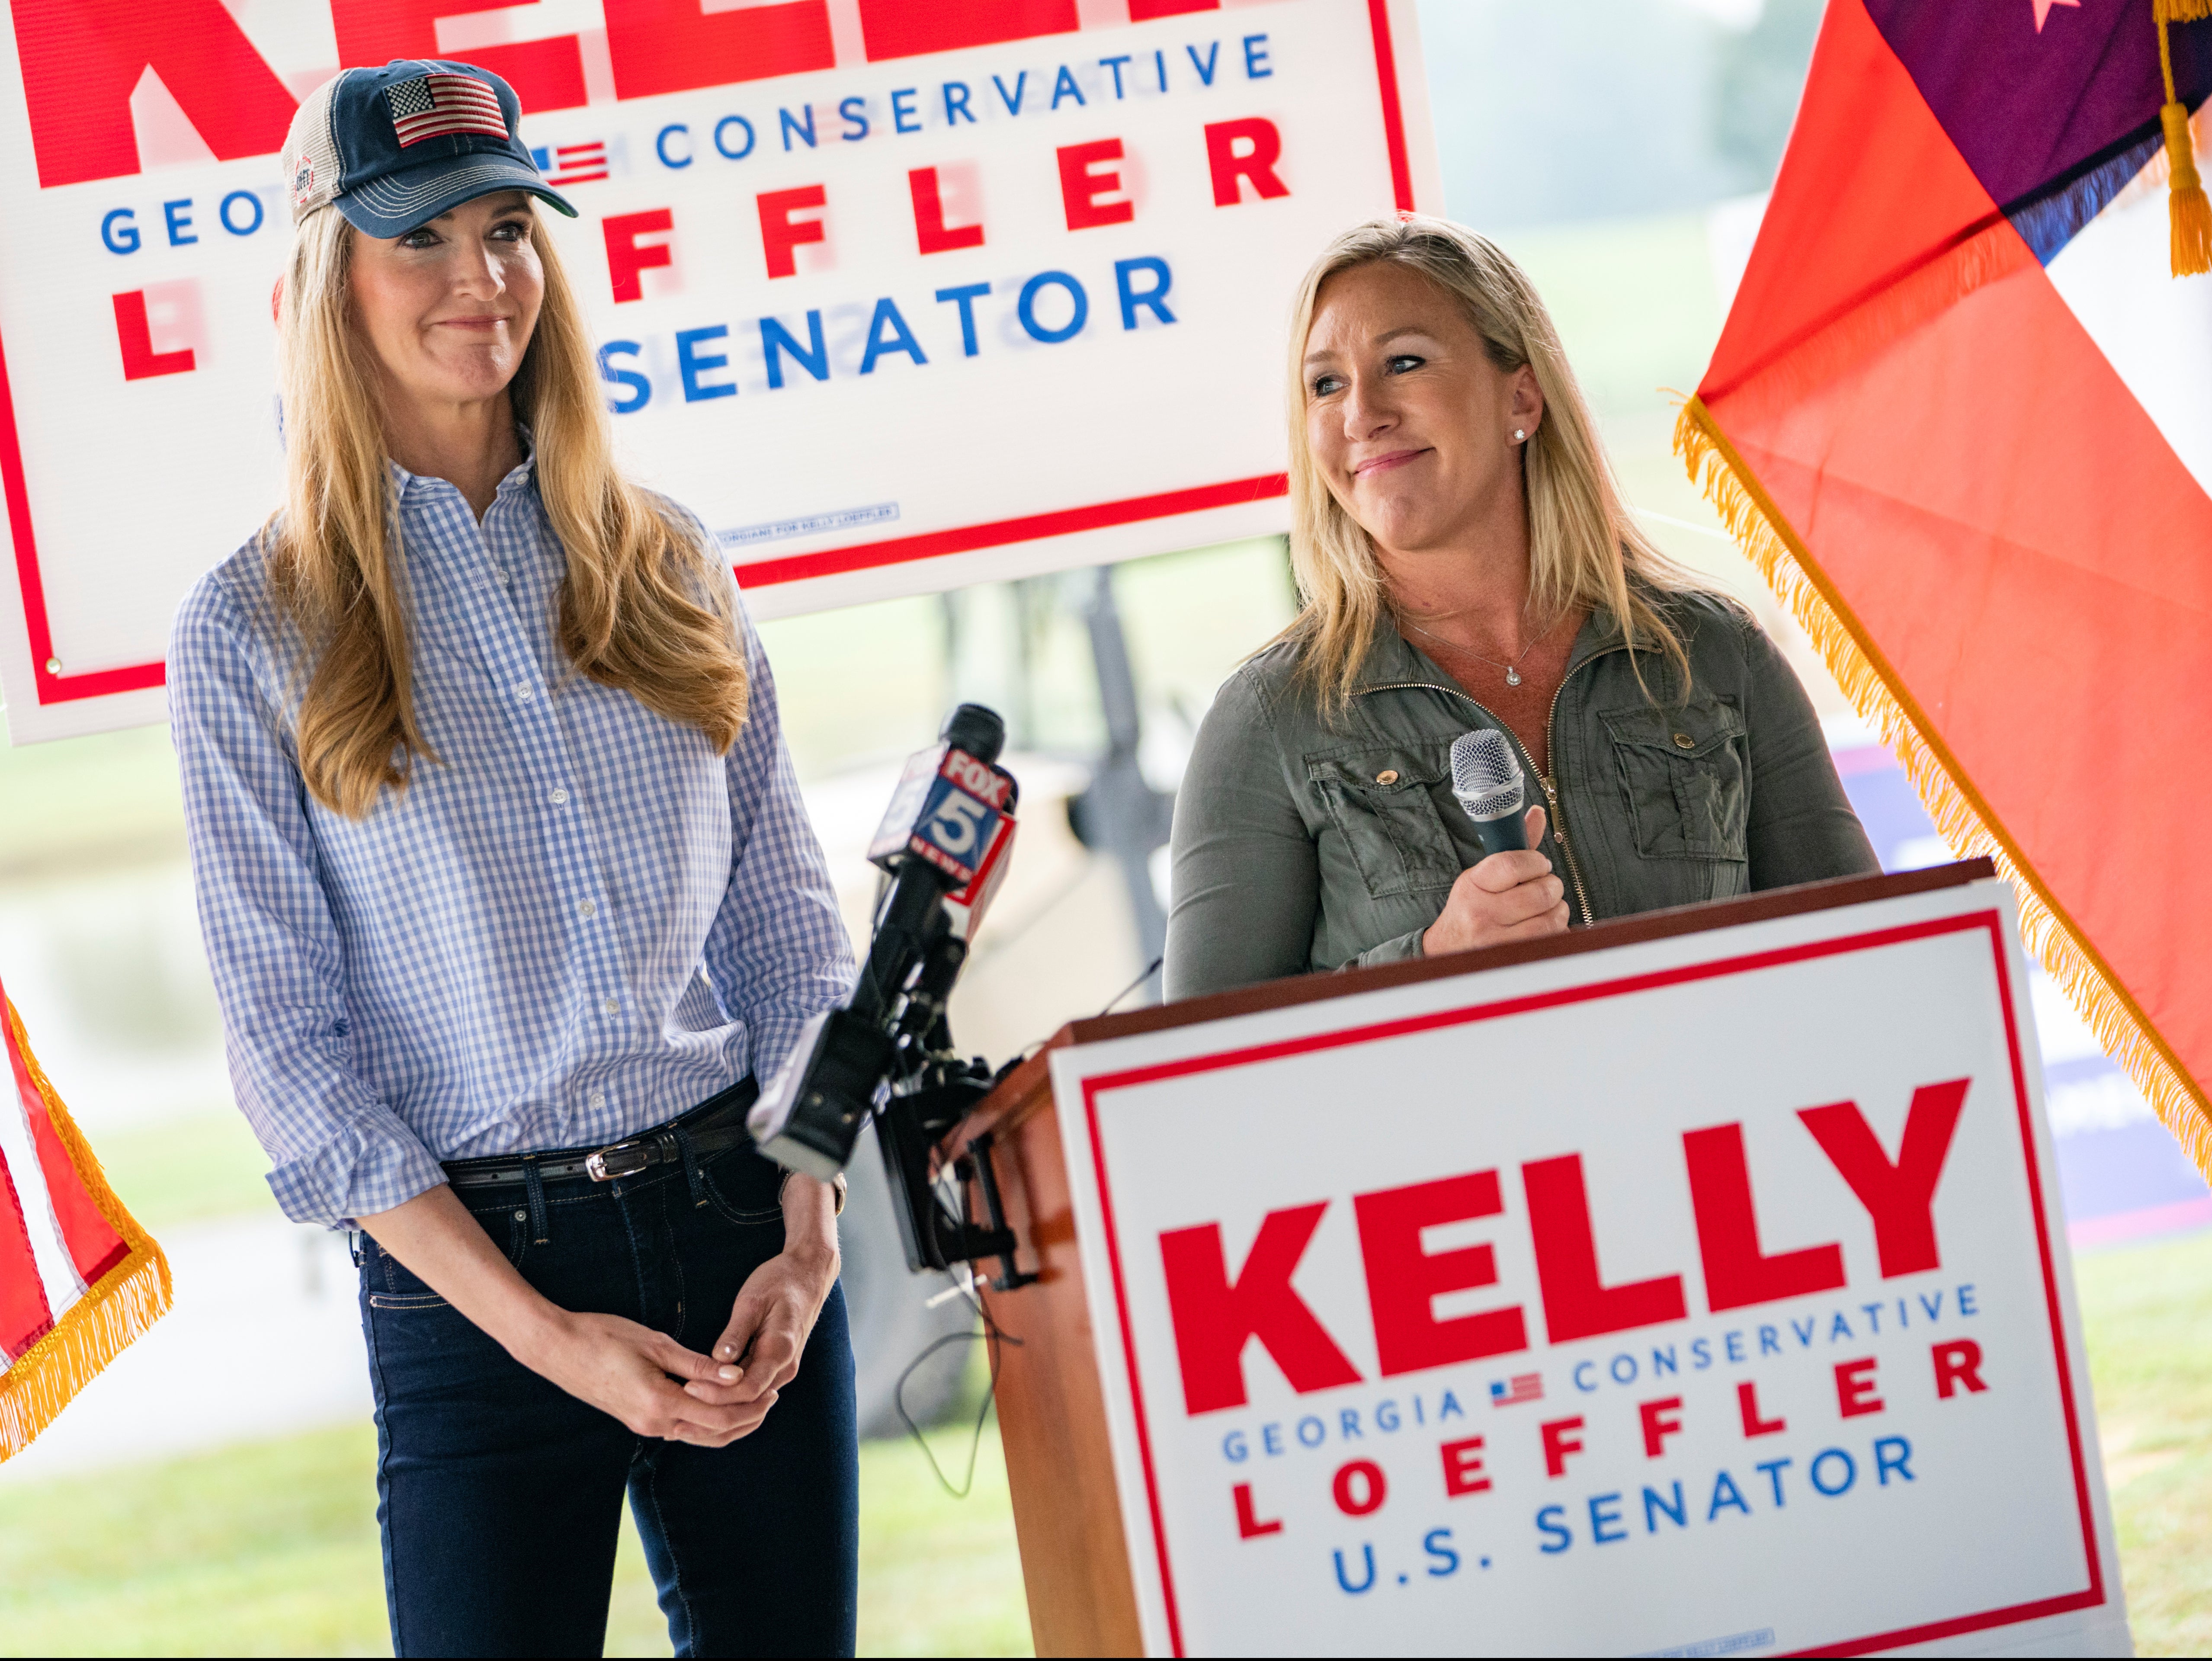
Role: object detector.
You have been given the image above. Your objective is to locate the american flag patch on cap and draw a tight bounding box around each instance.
[385,73,507,148]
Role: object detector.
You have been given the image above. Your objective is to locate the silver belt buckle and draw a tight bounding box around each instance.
[585,1139,651,1182]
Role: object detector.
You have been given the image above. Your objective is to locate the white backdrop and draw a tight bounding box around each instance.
[0,0,1439,741]
[1049,878,2130,1657]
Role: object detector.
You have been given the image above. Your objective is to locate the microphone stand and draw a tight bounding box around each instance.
[753,702,1038,1290]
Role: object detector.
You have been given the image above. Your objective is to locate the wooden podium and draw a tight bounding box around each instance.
[940,860,2127,1658]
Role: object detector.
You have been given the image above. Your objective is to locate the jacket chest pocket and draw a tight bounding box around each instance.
[1601,699,1749,863]
[1306,745,1461,899]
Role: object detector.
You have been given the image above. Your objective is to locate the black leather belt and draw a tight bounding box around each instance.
[442,1076,761,1190]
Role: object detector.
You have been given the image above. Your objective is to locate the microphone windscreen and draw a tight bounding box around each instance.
[942,702,1006,765]
[1450,728,1523,823]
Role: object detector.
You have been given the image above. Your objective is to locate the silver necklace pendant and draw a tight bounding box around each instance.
[1504,666,1522,686]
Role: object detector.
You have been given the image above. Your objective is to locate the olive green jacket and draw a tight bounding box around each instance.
[1163,593,1879,1001]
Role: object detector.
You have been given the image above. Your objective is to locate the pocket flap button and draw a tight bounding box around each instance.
[1672,733,1694,750]
[1375,769,1400,785]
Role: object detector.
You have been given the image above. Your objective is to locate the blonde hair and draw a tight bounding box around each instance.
[1279,215,1696,715]
[269,205,747,819]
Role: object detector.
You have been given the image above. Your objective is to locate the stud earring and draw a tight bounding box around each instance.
[1513,429,1526,442]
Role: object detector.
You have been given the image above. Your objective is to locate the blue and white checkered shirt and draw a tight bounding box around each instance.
[169,454,854,1227]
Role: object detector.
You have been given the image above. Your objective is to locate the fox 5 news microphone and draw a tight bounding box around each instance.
[750,705,1034,1282]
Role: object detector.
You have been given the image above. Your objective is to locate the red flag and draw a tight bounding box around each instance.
[0,976,170,1457]
[1679,0,2212,1179]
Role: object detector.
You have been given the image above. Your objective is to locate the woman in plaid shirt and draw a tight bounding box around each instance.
[170,62,859,1657]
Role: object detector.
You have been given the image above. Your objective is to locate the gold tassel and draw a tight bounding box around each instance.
[1673,401,2212,1187]
[2162,103,2211,274]
[2157,0,2212,275]
[0,1000,173,1462]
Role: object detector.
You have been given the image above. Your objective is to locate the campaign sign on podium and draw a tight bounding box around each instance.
[1046,877,2126,1656]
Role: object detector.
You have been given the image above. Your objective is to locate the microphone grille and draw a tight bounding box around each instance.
[1451,728,1521,796]
[1451,728,1524,822]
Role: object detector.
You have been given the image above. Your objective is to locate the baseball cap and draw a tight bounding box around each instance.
[282,61,577,237]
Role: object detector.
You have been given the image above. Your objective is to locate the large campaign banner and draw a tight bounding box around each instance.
[0,0,1437,742]
[1048,877,2129,1656]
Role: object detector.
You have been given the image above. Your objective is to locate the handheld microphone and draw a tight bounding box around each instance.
[1450,728,1529,858]
[854,704,1017,1021]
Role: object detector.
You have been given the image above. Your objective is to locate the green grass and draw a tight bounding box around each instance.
[0,724,189,881]
[0,1421,1030,1658]
[91,1112,283,1233]
[2077,1230,2212,1655]
[1,1230,2206,1655]
[0,1427,389,1658]
[848,1419,1032,1659]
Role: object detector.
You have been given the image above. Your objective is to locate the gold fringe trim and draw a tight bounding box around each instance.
[0,999,172,1461]
[2158,0,2212,274]
[2156,0,2210,24]
[1674,401,2212,1186]
[1706,215,2033,412]
[0,1244,170,1459]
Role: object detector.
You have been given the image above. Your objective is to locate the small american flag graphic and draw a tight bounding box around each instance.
[386,74,508,148]
[533,141,609,186]
[1490,1372,1543,1407]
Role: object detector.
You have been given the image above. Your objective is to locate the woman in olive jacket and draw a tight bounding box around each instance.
[1165,217,1878,1000]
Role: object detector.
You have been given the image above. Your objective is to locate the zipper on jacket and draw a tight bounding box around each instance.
[1359,642,1625,927]
[1538,670,1600,925]
[1536,773,1591,925]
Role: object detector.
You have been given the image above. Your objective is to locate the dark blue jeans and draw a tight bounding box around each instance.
[357,1141,859,1658]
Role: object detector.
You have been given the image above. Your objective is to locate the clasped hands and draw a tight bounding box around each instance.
[520,1241,840,1449]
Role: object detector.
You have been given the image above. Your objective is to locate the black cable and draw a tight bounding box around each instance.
[1098,955,1164,1016]
[894,1328,994,1499]
[893,1272,1023,1500]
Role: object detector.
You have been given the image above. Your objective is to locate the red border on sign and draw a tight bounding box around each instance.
[1076,910,2104,1659]
[731,472,1289,588]
[0,327,172,706]
[0,4,1417,709]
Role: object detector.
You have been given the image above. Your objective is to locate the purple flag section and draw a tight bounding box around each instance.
[1862,2,2209,260]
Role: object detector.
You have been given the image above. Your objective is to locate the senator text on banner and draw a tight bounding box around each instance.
[0,0,1439,743]
[1048,877,2128,1656]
